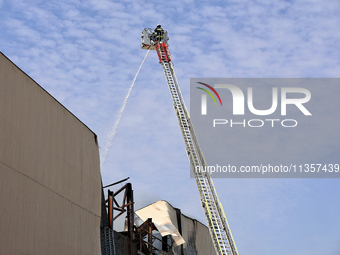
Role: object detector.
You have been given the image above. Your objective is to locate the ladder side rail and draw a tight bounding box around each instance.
[172,73,238,255]
[167,59,232,231]
[168,62,210,169]
[159,61,211,206]
[210,178,240,254]
[165,63,232,255]
[155,42,238,255]
[160,61,225,255]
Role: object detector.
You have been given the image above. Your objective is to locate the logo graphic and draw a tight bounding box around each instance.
[195,81,312,128]
[196,82,222,115]
[198,84,312,116]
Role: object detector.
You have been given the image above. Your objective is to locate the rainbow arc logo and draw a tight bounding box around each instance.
[196,82,223,106]
[196,82,222,115]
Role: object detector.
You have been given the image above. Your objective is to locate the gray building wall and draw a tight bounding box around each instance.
[180,214,216,255]
[0,52,101,254]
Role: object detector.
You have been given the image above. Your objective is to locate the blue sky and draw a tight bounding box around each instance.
[1,0,340,254]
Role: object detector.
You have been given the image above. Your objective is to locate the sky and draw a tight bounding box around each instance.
[1,0,340,254]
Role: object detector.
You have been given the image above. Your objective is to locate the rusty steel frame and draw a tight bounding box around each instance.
[135,218,172,255]
[106,183,134,240]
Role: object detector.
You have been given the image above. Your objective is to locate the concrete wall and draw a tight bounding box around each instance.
[0,52,101,254]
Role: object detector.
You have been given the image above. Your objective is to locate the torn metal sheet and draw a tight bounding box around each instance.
[135,201,185,246]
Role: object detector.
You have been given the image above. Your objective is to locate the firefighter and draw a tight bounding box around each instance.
[154,25,164,42]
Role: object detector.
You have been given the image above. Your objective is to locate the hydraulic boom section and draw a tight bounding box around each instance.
[141,27,239,255]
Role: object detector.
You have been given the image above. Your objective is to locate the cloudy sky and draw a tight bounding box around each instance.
[1,0,340,254]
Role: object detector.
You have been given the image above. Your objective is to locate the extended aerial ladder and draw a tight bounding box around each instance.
[141,28,239,255]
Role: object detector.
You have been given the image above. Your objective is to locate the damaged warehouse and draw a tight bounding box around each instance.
[101,179,215,255]
[0,51,216,255]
